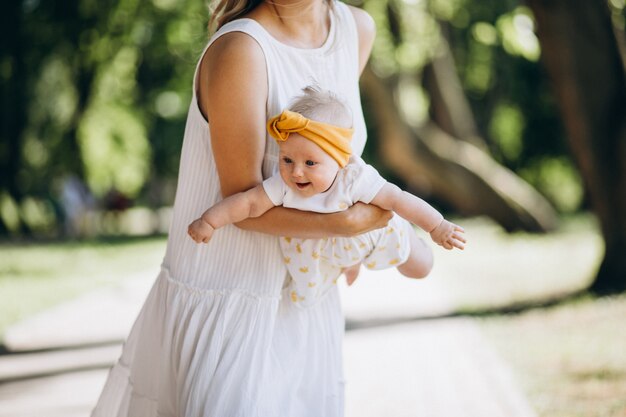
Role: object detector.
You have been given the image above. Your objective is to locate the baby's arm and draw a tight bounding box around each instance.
[188,185,275,243]
[370,183,466,250]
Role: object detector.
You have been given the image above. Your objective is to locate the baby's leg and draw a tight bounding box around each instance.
[397,228,433,279]
[342,263,361,286]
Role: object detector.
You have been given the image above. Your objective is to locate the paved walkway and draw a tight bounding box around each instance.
[0,263,536,417]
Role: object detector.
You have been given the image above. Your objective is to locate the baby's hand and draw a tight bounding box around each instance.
[187,219,215,243]
[429,219,466,250]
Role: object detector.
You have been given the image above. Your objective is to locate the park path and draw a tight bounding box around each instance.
[0,264,536,417]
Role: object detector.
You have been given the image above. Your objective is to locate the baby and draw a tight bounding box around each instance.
[189,87,465,305]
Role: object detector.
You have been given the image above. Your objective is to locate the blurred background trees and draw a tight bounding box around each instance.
[357,0,626,291]
[0,0,208,236]
[525,0,626,293]
[0,0,624,290]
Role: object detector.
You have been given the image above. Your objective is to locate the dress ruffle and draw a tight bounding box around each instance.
[92,268,345,417]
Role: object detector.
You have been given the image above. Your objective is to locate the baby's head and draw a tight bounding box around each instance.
[268,86,353,197]
[288,86,353,132]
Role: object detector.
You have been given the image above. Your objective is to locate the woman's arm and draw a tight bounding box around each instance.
[197,32,390,239]
[237,202,392,238]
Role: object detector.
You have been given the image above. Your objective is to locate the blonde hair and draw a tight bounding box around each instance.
[288,86,353,129]
[208,0,335,33]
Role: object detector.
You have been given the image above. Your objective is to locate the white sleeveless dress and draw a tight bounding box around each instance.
[91,2,366,416]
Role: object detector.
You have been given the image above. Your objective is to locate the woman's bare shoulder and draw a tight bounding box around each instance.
[197,30,267,119]
[206,30,263,62]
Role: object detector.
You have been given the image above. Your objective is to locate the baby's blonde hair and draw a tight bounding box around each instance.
[288,86,353,129]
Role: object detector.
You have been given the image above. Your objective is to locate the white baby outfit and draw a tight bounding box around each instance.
[90,2,410,416]
[263,156,412,307]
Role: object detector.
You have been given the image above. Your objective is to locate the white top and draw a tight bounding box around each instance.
[92,2,366,417]
[263,156,386,213]
[161,2,368,293]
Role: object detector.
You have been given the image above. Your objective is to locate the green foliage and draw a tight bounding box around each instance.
[360,0,579,213]
[364,0,441,76]
[489,102,524,161]
[0,193,20,234]
[78,44,150,197]
[0,0,208,236]
[497,8,540,62]
[2,0,613,237]
[520,157,584,213]
[608,0,626,30]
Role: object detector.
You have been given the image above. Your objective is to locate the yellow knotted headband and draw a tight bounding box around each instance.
[267,110,354,168]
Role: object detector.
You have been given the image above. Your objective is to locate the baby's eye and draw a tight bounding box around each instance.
[282,157,293,164]
[305,160,316,166]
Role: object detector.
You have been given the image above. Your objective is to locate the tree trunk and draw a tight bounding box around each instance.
[422,38,487,150]
[361,67,558,232]
[526,0,626,293]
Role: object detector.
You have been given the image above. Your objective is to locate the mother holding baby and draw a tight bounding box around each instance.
[91,1,434,416]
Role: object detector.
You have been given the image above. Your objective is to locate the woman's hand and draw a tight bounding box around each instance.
[338,202,393,237]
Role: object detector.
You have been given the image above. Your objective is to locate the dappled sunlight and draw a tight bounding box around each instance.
[520,157,584,213]
[497,7,541,62]
[155,91,184,119]
[489,102,524,161]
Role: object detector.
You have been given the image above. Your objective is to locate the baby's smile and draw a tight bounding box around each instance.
[278,134,341,196]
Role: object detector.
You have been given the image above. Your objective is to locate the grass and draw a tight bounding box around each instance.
[427,214,625,416]
[479,294,626,417]
[0,235,167,340]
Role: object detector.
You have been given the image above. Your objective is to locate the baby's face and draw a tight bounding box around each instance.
[278,134,340,197]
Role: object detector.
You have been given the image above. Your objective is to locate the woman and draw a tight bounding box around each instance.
[92,1,427,416]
